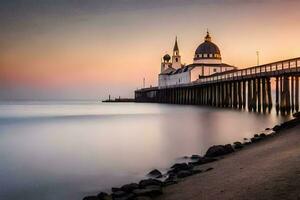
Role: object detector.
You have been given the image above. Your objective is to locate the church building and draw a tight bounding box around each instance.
[158,32,237,88]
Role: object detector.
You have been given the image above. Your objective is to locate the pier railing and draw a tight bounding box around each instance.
[198,57,300,84]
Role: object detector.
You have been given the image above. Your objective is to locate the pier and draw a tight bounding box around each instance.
[135,57,300,114]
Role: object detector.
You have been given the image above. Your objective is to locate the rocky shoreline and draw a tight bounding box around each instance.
[83,112,300,200]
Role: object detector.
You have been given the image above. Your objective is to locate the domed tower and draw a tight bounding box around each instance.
[193,32,222,64]
[172,37,182,69]
[161,53,171,73]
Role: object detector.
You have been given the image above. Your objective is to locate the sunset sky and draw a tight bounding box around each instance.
[1,0,300,100]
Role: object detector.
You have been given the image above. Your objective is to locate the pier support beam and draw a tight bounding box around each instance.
[285,76,291,113]
[252,79,257,112]
[243,81,246,109]
[233,82,238,108]
[225,83,229,107]
[281,76,291,114]
[212,85,216,106]
[257,78,261,112]
[266,78,273,112]
[230,82,233,107]
[238,81,242,109]
[291,76,295,112]
[262,78,267,113]
[296,76,299,112]
[218,84,222,107]
[248,80,252,111]
[280,76,284,113]
[276,77,279,114]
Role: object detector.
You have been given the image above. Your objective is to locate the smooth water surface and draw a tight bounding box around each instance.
[0,101,290,200]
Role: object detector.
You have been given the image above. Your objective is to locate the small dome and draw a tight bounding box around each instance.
[163,54,171,61]
[194,32,221,60]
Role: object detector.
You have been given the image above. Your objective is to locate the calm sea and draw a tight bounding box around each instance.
[0,101,290,200]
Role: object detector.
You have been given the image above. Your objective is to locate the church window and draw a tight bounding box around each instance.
[213,68,217,72]
[175,58,178,62]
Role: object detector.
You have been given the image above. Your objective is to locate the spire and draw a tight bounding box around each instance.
[205,30,211,42]
[173,36,179,52]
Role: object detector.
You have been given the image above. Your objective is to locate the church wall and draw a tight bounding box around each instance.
[158,71,190,88]
[191,67,203,82]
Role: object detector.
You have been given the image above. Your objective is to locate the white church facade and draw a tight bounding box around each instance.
[158,32,237,88]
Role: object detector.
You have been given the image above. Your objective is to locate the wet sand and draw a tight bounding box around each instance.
[157,125,300,200]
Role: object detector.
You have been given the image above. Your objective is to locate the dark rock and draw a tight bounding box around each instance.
[147,169,162,178]
[191,155,201,160]
[265,128,271,130]
[104,196,112,200]
[203,157,218,163]
[254,134,259,137]
[205,146,225,157]
[114,193,135,200]
[112,191,127,198]
[165,174,177,182]
[205,167,214,172]
[188,160,201,166]
[243,141,251,145]
[293,112,300,118]
[224,144,234,153]
[187,162,195,169]
[97,192,111,200]
[233,141,244,149]
[171,163,190,170]
[133,185,162,197]
[177,170,192,178]
[243,138,248,141]
[251,136,262,143]
[189,157,213,166]
[163,178,178,186]
[112,187,122,193]
[121,183,139,193]
[83,196,99,200]
[97,192,107,199]
[167,172,176,179]
[169,163,192,173]
[259,133,266,138]
[273,125,281,131]
[139,179,162,188]
[205,144,234,157]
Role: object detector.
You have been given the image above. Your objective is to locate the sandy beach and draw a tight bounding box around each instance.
[157,124,300,200]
